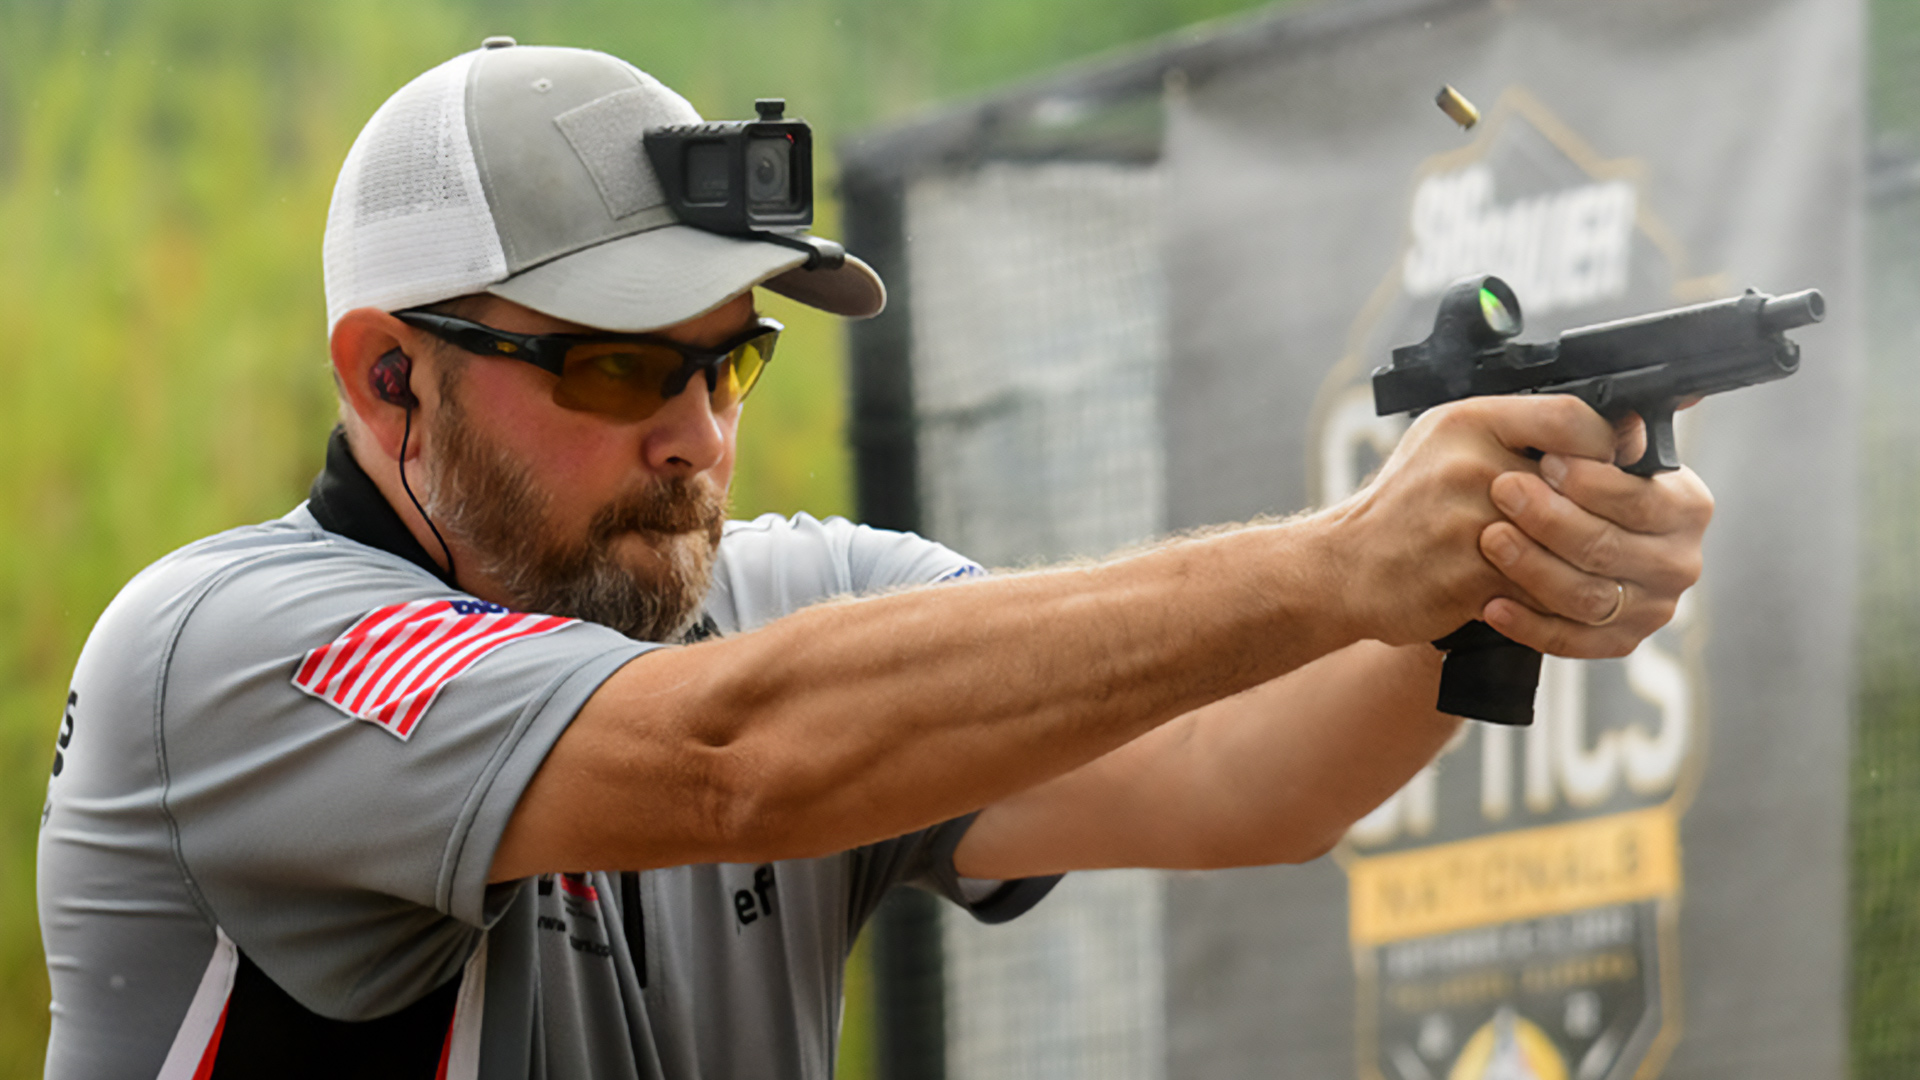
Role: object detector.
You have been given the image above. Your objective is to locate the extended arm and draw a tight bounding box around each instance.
[953,417,1711,879]
[493,518,1365,879]
[491,396,1667,881]
[954,641,1456,878]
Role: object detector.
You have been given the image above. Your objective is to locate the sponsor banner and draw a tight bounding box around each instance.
[1307,88,1705,1080]
[1155,1,1858,1077]
[1359,901,1666,1080]
[843,0,1860,1075]
[1347,808,1681,947]
[1349,812,1681,1080]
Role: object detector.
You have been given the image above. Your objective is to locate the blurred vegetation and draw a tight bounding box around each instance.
[0,0,1279,1074]
[1868,0,1920,153]
[1854,1,1920,1075]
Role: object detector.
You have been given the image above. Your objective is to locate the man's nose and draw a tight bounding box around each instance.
[642,380,728,475]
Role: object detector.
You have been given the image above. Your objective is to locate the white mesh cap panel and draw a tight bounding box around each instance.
[323,52,508,332]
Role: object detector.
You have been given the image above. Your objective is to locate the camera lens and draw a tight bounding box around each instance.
[686,142,731,203]
[746,137,791,209]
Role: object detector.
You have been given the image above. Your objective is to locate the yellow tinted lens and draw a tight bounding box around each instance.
[716,332,776,408]
[554,342,683,420]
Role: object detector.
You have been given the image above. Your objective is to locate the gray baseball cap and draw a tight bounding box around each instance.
[322,39,884,333]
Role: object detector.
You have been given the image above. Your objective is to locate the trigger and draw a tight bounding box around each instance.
[1624,405,1681,476]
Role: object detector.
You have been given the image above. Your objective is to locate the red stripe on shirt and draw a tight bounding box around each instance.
[190,1002,229,1080]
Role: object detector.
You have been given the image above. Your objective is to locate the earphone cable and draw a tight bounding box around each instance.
[397,407,458,583]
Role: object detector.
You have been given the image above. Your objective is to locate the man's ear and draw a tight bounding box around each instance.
[331,308,424,462]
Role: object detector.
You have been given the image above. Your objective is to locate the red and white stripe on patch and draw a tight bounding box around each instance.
[293,598,575,740]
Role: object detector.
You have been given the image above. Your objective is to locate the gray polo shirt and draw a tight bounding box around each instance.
[39,499,1052,1079]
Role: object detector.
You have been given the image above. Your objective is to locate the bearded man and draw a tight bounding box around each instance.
[37,39,1713,1080]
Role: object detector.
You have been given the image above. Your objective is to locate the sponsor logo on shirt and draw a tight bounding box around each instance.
[50,690,77,777]
[536,874,616,959]
[559,873,601,902]
[292,598,575,740]
[734,865,778,928]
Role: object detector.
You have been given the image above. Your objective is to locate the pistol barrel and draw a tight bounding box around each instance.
[1759,289,1825,335]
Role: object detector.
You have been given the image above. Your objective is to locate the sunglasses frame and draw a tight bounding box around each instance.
[393,309,783,408]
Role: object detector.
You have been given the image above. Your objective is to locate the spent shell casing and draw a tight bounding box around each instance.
[1436,85,1479,129]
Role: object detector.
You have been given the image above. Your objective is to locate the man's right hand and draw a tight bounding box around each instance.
[1314,394,1710,655]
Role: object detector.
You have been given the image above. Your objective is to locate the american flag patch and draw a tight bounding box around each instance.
[293,599,575,740]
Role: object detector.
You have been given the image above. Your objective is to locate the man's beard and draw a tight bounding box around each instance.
[421,379,727,643]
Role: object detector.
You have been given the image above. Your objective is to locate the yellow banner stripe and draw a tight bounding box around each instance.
[1346,806,1680,945]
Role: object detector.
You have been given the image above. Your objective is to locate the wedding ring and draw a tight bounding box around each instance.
[1589,581,1626,627]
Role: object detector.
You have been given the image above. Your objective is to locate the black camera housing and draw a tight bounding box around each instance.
[644,99,814,237]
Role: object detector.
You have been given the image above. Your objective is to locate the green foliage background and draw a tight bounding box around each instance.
[0,0,1282,1074]
[1852,0,1920,1074]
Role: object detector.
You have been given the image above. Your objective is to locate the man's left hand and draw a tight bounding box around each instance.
[1476,415,1714,659]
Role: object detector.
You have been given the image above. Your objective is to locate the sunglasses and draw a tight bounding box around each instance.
[394,310,782,421]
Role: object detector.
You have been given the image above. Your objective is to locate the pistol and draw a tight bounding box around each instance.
[1372,274,1824,725]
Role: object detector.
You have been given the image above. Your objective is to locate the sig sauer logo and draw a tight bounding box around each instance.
[1306,88,1717,1080]
[1402,166,1634,320]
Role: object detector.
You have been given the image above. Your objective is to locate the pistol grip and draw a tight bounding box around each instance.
[1623,402,1681,477]
[1433,621,1541,725]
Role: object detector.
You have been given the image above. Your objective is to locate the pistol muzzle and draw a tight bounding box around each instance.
[1759,289,1825,334]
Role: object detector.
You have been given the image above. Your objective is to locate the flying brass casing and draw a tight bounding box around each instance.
[1436,85,1480,129]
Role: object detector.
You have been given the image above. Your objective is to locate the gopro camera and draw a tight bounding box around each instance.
[645,99,841,268]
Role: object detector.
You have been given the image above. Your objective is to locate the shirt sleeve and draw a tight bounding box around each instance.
[155,542,654,1020]
[842,813,1062,937]
[712,518,1057,929]
[704,513,983,633]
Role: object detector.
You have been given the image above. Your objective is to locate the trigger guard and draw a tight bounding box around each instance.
[1622,405,1681,476]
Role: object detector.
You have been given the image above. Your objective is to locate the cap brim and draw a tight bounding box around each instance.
[487,224,886,332]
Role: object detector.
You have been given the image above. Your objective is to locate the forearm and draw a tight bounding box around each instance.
[497,516,1364,878]
[497,395,1664,881]
[955,641,1461,878]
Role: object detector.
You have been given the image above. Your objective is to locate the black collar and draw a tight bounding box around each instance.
[307,426,458,587]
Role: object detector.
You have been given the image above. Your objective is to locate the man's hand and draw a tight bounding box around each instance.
[1320,394,1626,647]
[1477,413,1713,658]
[1318,397,1710,656]
[957,404,1714,880]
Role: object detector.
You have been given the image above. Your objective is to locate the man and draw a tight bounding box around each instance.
[37,40,1710,1080]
